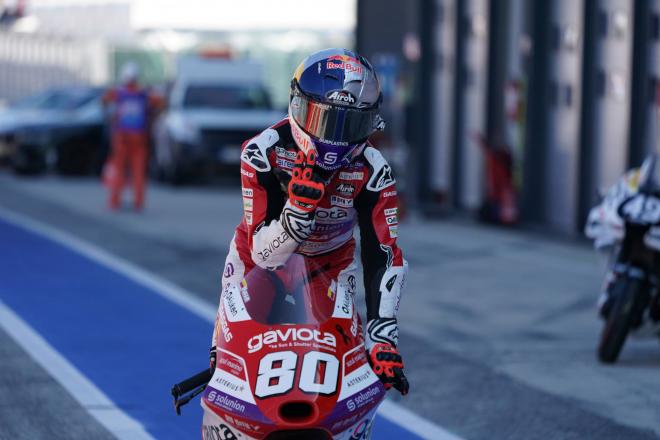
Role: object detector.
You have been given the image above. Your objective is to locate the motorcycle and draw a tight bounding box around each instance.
[585,154,660,363]
[172,253,386,439]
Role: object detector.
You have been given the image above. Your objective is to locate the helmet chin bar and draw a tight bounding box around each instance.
[288,111,316,156]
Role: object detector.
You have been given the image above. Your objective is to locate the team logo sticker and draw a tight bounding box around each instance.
[326,90,356,105]
[388,225,398,238]
[223,263,234,278]
[340,171,364,181]
[241,142,270,172]
[336,183,355,195]
[367,164,395,191]
[331,195,353,207]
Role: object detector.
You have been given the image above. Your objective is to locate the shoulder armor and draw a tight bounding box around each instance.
[241,128,279,172]
[364,146,396,192]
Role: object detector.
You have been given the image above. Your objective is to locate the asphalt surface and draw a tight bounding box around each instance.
[1,172,659,439]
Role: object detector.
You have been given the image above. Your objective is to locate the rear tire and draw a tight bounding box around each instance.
[597,275,645,363]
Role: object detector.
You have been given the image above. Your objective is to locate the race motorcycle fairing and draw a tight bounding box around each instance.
[585,169,639,250]
[585,155,660,362]
[586,167,660,254]
[201,254,386,440]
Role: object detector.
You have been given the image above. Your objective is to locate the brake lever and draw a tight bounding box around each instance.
[173,383,207,416]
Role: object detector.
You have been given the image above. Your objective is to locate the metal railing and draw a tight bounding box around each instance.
[0,32,109,103]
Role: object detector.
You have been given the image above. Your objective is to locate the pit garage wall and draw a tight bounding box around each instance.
[358,0,657,233]
[645,2,660,157]
[454,0,490,210]
[541,0,586,232]
[579,0,634,226]
[629,0,660,164]
[429,0,457,202]
[502,0,532,198]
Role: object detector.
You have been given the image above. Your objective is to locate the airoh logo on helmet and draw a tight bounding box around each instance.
[327,90,356,105]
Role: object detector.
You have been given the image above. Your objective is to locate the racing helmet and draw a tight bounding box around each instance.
[119,61,140,85]
[288,48,385,171]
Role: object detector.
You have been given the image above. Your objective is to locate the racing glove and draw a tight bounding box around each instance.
[366,318,409,395]
[288,150,325,213]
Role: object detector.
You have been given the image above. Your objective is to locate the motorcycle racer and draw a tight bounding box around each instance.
[211,48,409,395]
[585,155,660,319]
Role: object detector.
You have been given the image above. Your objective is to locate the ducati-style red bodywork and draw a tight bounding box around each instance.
[201,255,385,440]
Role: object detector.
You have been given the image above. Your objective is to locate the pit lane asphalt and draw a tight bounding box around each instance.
[0,173,658,440]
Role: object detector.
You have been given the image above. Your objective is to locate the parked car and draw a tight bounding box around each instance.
[9,86,108,175]
[0,89,56,165]
[152,56,283,184]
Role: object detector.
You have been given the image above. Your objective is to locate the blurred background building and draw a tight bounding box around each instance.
[1,0,659,235]
[0,0,353,105]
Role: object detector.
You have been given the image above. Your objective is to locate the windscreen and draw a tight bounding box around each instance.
[11,90,53,109]
[241,254,338,325]
[14,88,99,111]
[183,84,271,110]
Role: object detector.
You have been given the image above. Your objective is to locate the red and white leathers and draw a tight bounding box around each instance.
[212,118,408,358]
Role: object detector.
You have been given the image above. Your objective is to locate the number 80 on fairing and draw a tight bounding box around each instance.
[255,351,340,398]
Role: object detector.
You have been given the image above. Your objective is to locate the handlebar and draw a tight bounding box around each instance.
[171,368,213,415]
[172,368,213,397]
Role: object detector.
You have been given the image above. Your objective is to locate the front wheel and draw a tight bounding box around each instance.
[597,274,646,363]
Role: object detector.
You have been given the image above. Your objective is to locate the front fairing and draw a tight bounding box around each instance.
[202,400,380,440]
[585,170,642,249]
[202,253,385,439]
[585,202,624,250]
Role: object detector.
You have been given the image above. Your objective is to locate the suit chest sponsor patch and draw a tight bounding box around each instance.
[275,146,297,160]
[335,183,355,195]
[339,171,364,180]
[330,195,353,207]
[276,158,294,169]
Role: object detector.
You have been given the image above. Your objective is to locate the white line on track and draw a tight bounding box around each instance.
[0,206,463,440]
[0,301,155,440]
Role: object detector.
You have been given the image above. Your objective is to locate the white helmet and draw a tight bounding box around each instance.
[119,62,140,85]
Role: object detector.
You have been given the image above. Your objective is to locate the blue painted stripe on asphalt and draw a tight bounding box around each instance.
[0,217,206,438]
[0,217,422,440]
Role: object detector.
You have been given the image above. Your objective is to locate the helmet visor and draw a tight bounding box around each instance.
[290,88,379,146]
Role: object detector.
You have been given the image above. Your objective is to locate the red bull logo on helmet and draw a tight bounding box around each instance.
[327,55,363,74]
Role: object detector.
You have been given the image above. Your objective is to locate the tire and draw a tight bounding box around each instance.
[597,274,645,363]
[11,149,46,175]
[56,141,98,176]
[164,163,186,186]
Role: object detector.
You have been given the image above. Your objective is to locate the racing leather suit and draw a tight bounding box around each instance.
[212,118,408,354]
